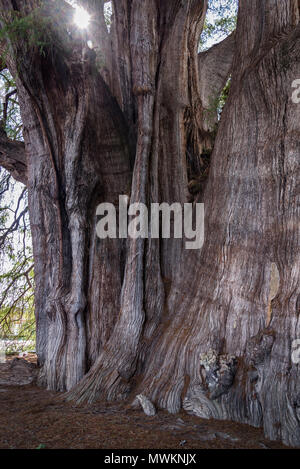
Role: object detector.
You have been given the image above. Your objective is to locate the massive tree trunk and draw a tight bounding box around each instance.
[0,0,299,447]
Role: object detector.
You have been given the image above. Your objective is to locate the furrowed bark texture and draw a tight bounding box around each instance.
[1,0,132,389]
[0,131,27,184]
[0,0,299,447]
[133,0,300,447]
[198,32,235,132]
[66,0,209,404]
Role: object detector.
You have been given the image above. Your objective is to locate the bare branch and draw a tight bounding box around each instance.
[1,88,17,125]
[0,285,32,327]
[0,171,10,196]
[0,129,27,184]
[0,206,28,248]
[0,261,33,310]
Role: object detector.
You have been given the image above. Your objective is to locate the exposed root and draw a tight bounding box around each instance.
[64,348,134,405]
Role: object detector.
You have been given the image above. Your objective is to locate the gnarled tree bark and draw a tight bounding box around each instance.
[0,130,27,184]
[0,0,299,447]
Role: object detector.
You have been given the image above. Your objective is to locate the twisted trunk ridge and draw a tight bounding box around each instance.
[0,0,299,447]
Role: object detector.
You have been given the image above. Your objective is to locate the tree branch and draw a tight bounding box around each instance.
[198,32,236,131]
[2,88,17,125]
[0,128,27,184]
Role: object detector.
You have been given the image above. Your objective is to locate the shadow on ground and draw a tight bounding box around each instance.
[0,357,290,450]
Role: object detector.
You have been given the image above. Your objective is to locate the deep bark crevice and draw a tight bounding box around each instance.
[0,0,300,447]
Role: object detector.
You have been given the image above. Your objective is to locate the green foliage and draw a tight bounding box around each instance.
[200,0,238,51]
[0,201,35,353]
[0,2,75,67]
[0,7,53,58]
[218,77,231,113]
[200,1,236,126]
[0,69,35,354]
[35,444,46,450]
[203,78,232,129]
[104,2,112,30]
[201,16,236,49]
[0,70,22,140]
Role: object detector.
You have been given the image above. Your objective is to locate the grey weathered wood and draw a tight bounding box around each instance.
[0,0,299,448]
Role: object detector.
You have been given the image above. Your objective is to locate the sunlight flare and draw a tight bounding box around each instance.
[74,5,90,30]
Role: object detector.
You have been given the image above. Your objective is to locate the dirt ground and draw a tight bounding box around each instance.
[0,356,290,450]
